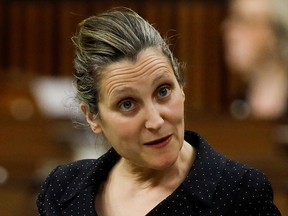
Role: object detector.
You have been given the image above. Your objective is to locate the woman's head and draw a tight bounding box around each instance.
[72,8,186,169]
[88,47,186,169]
[72,8,184,115]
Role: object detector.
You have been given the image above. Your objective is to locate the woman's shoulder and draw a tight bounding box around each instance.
[42,148,119,186]
[223,159,271,185]
[174,131,280,214]
[43,157,110,184]
[37,149,120,214]
[219,159,280,214]
[39,149,119,190]
[226,159,276,200]
[185,130,274,193]
[50,159,99,178]
[36,159,98,214]
[46,159,99,185]
[37,159,99,195]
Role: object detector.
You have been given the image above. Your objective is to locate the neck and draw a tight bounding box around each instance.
[115,141,195,190]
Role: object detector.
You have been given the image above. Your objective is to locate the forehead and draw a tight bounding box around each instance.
[104,47,170,71]
[100,48,173,86]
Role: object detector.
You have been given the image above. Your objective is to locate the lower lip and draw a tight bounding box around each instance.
[144,135,172,149]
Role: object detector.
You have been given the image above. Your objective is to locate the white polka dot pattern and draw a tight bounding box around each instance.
[36,131,281,215]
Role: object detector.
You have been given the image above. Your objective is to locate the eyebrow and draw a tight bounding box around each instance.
[152,72,170,86]
[110,72,171,99]
[111,86,137,99]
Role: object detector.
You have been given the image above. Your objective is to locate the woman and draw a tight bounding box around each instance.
[223,0,288,120]
[37,8,281,215]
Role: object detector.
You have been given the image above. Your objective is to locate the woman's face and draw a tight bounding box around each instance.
[223,0,276,74]
[94,48,185,170]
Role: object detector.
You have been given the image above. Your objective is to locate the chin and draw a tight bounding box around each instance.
[150,154,179,170]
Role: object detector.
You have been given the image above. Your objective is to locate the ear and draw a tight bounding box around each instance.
[80,103,102,134]
[181,87,185,100]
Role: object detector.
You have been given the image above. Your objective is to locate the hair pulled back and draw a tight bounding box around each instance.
[72,7,184,114]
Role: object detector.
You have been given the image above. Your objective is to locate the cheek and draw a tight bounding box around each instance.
[101,112,142,144]
[166,94,185,123]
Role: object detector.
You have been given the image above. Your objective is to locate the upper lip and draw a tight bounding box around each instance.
[144,134,172,145]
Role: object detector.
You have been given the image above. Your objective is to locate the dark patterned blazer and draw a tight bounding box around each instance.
[37,131,281,215]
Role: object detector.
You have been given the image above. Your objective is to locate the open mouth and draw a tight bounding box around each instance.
[144,134,172,147]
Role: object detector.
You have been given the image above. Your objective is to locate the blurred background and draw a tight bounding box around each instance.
[0,0,287,215]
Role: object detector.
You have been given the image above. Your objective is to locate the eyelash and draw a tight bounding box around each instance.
[117,84,172,112]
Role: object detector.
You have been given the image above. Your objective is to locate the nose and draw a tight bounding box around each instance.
[144,103,164,130]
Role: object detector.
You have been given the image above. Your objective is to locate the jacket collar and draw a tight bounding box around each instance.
[182,131,227,207]
[59,148,120,204]
[59,131,227,207]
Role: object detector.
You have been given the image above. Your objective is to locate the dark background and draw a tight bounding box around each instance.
[0,1,287,215]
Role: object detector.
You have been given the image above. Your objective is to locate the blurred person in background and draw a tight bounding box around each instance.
[223,0,288,120]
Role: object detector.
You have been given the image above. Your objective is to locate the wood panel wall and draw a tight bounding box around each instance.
[1,2,288,215]
[0,0,229,114]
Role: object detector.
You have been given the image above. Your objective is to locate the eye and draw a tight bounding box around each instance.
[157,85,171,99]
[119,99,135,111]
